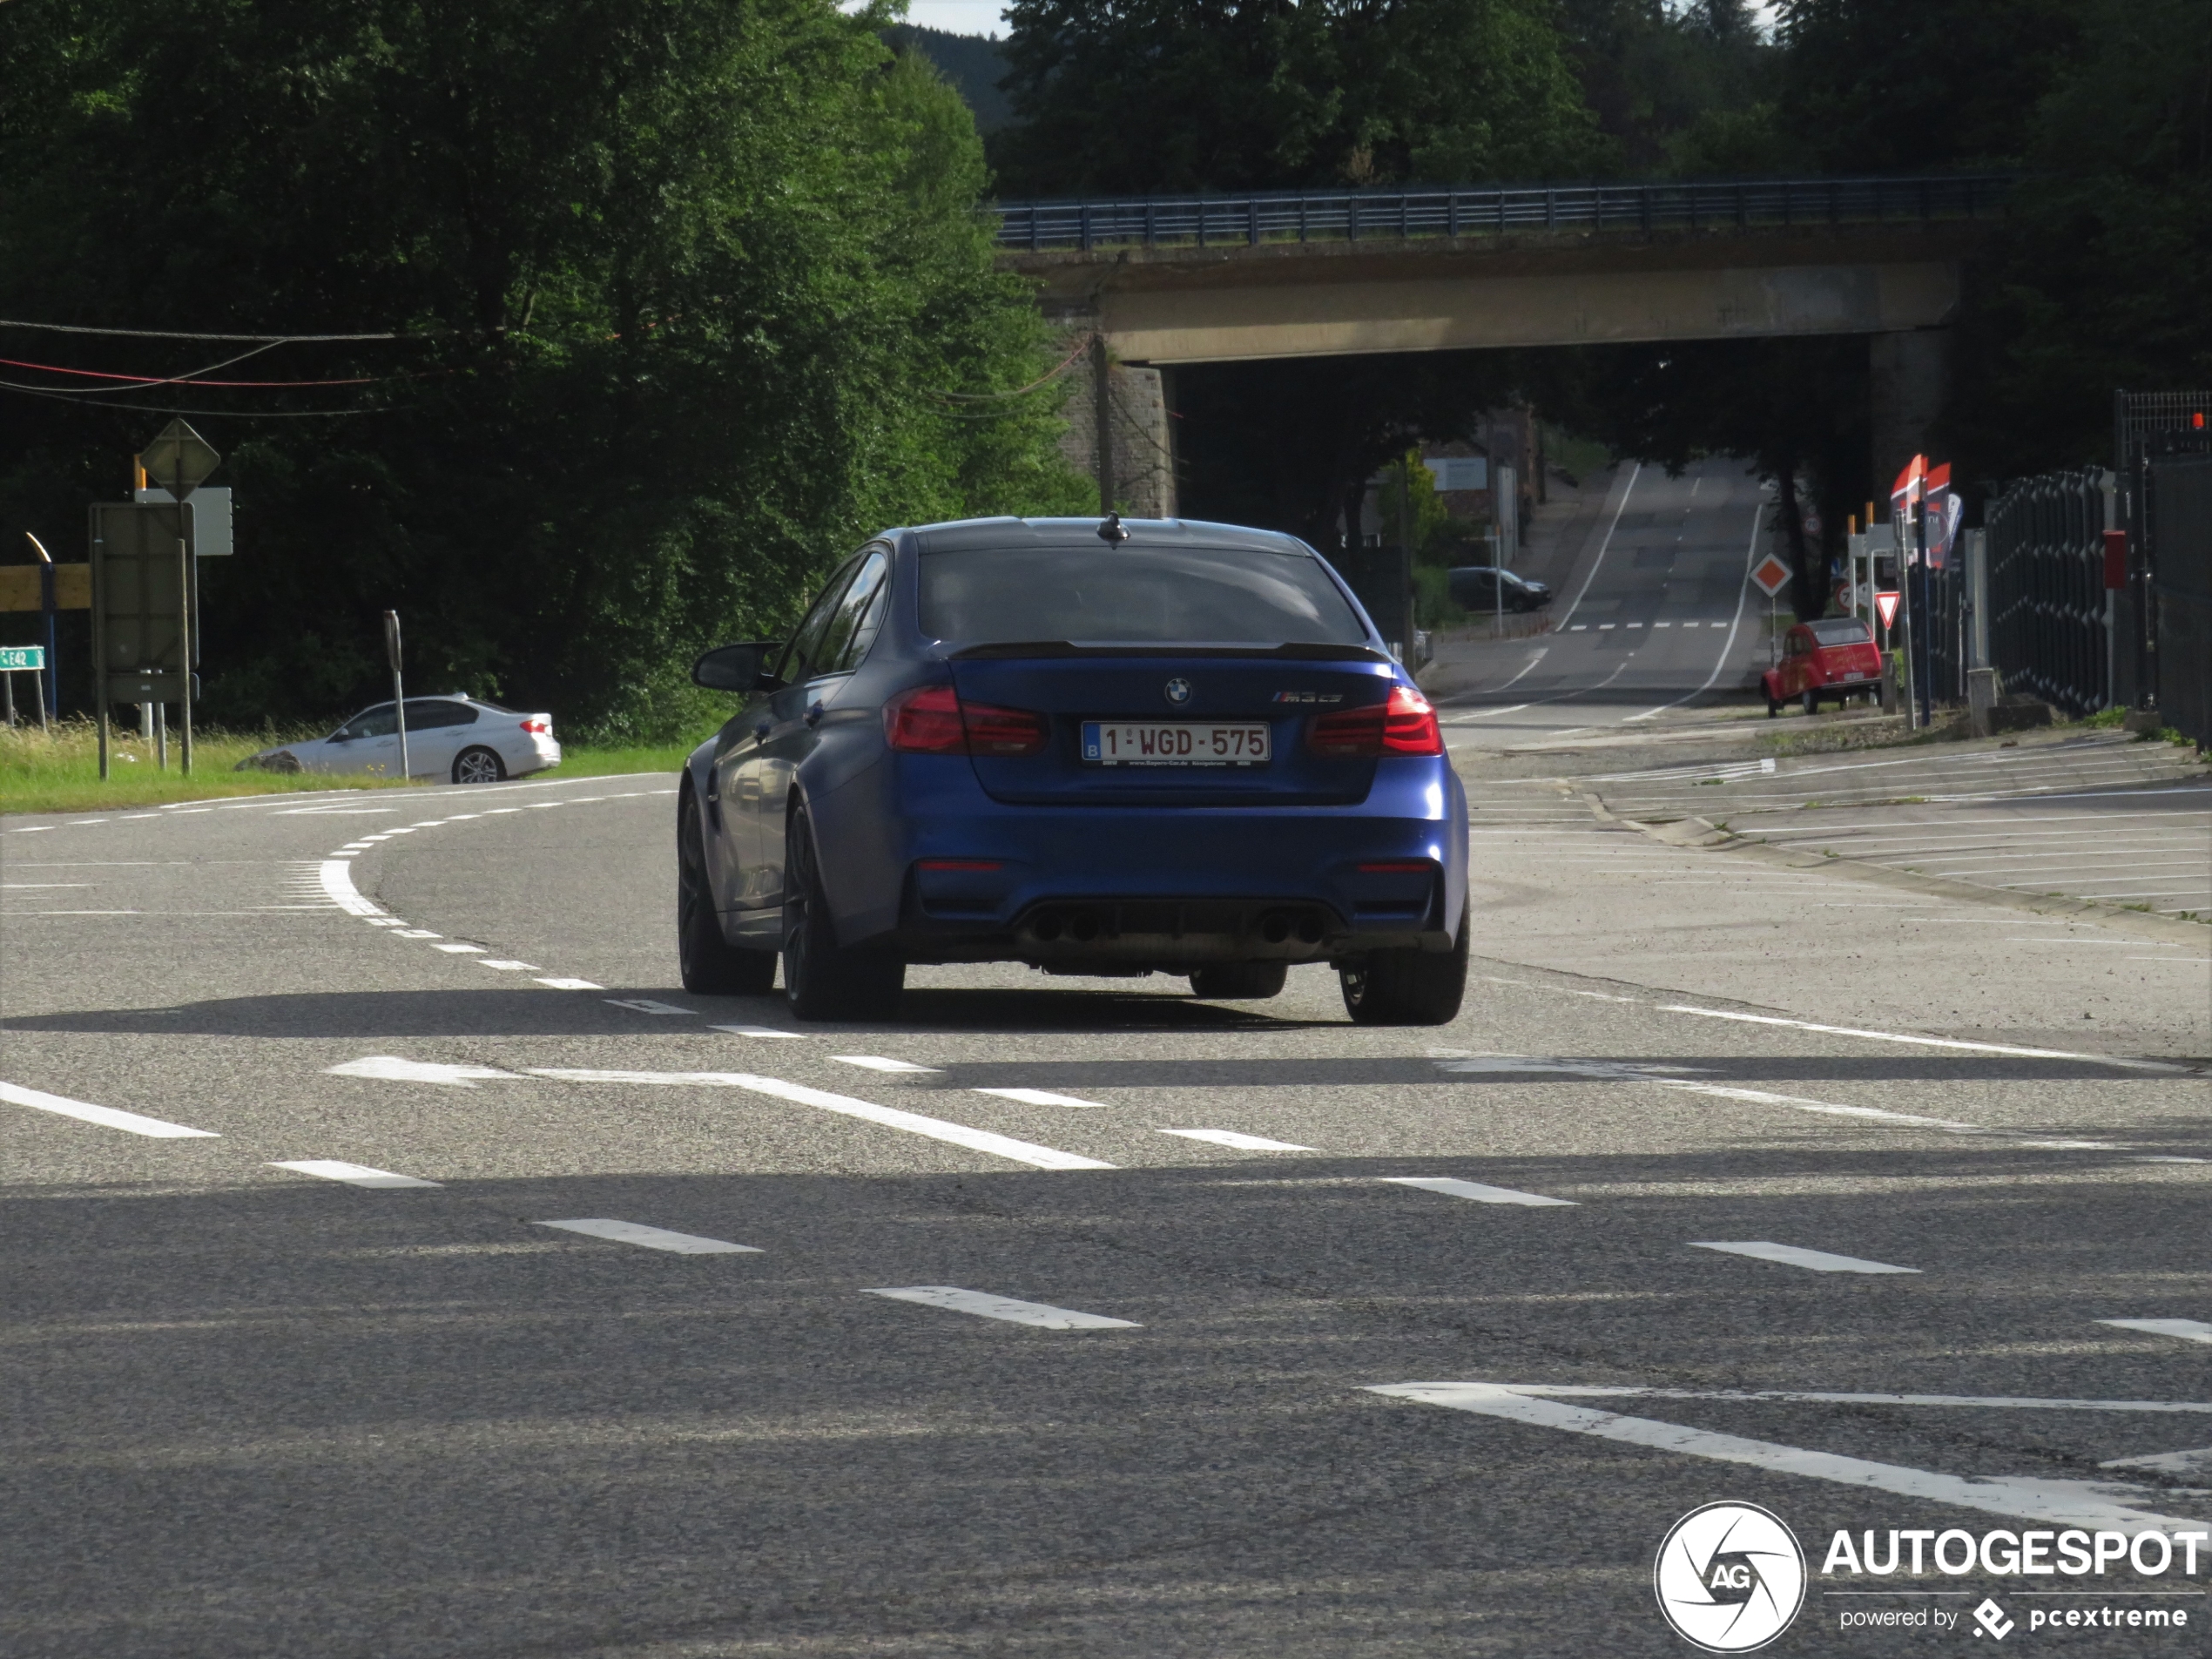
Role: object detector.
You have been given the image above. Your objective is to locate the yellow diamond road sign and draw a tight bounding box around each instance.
[139,419,222,501]
[1749,553,1792,597]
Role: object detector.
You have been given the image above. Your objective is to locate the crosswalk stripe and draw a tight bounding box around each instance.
[1691,1240,1919,1274]
[1381,1176,1575,1207]
[538,1218,760,1254]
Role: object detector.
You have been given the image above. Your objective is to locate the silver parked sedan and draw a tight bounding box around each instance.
[239,696,561,784]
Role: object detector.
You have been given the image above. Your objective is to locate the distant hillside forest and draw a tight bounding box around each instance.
[887,25,1013,131]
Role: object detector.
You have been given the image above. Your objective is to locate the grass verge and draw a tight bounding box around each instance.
[3,721,703,816]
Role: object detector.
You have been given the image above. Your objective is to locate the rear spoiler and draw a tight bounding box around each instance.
[947,639,1393,664]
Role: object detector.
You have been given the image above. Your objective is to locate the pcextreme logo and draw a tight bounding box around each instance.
[1655,1502,1809,1652]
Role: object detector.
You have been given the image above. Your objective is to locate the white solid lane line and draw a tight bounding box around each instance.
[833,1055,941,1073]
[525,1069,1115,1171]
[327,1056,521,1087]
[1691,1240,1919,1275]
[1382,1176,1575,1207]
[0,1080,219,1139]
[538,1218,761,1255]
[1501,1384,2212,1414]
[712,1024,806,1039]
[1656,1003,2183,1073]
[864,1286,1138,1330]
[1365,1384,2209,1532]
[270,1159,440,1189]
[1159,1129,1316,1151]
[2102,1447,2212,1475]
[975,1087,1109,1109]
[2100,1318,2212,1345]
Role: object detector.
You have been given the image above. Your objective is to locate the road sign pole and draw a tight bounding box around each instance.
[384,610,408,783]
[91,516,110,780]
[176,502,192,776]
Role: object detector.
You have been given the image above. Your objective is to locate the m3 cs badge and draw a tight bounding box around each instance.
[1271,690,1344,705]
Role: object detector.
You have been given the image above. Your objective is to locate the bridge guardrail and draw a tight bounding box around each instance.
[993,174,2013,253]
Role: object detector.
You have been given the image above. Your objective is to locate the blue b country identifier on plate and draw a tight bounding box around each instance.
[0,646,45,672]
[1081,720,1271,766]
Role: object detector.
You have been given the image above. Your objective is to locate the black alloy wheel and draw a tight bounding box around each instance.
[678,789,775,995]
[1189,961,1289,1000]
[452,745,506,785]
[1339,899,1470,1027]
[781,809,903,1021]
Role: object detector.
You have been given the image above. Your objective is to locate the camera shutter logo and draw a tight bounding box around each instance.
[1654,1501,1806,1652]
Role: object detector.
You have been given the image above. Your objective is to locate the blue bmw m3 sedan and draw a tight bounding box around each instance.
[677,515,1470,1024]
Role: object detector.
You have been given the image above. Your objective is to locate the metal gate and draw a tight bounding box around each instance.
[2144,451,2212,747]
[1985,469,2110,715]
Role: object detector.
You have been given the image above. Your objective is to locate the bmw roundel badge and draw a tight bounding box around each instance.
[1163,678,1193,706]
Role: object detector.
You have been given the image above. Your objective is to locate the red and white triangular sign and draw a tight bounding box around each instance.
[1749,553,1792,597]
[1875,590,1901,629]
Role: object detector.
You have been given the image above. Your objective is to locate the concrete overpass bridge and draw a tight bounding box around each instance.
[990,174,2010,516]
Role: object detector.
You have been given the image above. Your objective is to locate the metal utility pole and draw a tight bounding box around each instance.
[384,610,409,783]
[1091,334,1115,517]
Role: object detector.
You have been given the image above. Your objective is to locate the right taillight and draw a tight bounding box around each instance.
[1306,685,1442,758]
[885,685,1047,757]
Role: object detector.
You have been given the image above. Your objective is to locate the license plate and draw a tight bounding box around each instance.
[1080,720,1271,766]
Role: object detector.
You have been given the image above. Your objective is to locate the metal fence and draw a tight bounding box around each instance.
[2114,389,2212,470]
[993,173,2013,253]
[1986,469,2111,716]
[1920,556,1968,707]
[2144,452,2212,747]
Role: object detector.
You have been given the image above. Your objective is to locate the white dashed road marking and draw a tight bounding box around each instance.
[271,1159,441,1189]
[1691,1240,1919,1275]
[536,977,604,990]
[712,1024,806,1039]
[538,1218,761,1255]
[476,960,540,971]
[2099,1318,2212,1345]
[863,1287,1139,1329]
[327,1056,521,1087]
[1,1080,219,1139]
[833,1055,940,1074]
[602,997,692,1015]
[974,1087,1108,1109]
[1381,1176,1575,1207]
[1159,1129,1316,1151]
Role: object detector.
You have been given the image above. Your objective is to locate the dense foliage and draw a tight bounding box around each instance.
[0,0,1089,735]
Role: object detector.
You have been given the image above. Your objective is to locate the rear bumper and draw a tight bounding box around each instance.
[813,752,1467,968]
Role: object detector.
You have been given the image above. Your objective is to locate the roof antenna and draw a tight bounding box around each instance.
[1097,511,1130,544]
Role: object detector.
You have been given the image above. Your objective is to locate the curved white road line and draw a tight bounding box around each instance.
[319,859,386,917]
[1623,494,1765,723]
[1555,462,1641,631]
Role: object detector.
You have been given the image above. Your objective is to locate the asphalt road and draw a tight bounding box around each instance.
[4,485,2209,1657]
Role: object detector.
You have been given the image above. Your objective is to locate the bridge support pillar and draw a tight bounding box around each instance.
[1870,329,1950,498]
[1057,329,1177,519]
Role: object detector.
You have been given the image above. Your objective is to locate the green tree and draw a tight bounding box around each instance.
[0,0,1088,736]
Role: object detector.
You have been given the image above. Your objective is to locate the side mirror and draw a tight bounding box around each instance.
[692,642,785,692]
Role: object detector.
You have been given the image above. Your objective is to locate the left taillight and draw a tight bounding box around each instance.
[1306,685,1442,758]
[520,718,551,734]
[885,686,1047,757]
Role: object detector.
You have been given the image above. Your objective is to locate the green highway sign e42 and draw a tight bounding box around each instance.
[0,645,45,671]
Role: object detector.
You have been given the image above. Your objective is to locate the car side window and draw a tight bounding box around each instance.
[821,551,891,674]
[338,705,398,739]
[402,700,477,730]
[777,558,862,685]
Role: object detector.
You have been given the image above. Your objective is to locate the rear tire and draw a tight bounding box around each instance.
[678,792,775,995]
[1339,900,1469,1027]
[1801,689,1819,717]
[782,809,903,1021]
[1190,961,1289,1000]
[452,745,506,785]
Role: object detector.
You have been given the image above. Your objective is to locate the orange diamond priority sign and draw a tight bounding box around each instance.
[1749,553,1792,597]
[1875,590,1901,629]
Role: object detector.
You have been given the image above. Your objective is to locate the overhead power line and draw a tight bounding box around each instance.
[0,317,421,343]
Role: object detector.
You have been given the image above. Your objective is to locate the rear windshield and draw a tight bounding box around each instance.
[1808,618,1873,645]
[919,543,1368,647]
